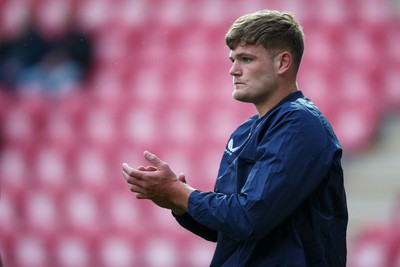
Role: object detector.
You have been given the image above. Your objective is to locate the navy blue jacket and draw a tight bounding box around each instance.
[175,91,348,266]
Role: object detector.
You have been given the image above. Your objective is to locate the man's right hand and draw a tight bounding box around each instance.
[135,166,187,215]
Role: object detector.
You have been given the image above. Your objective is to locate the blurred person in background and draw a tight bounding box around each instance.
[0,6,92,96]
[123,9,348,267]
[0,19,49,89]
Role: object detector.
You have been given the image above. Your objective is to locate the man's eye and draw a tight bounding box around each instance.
[243,58,252,63]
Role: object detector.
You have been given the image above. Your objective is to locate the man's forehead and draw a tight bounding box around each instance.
[229,43,266,57]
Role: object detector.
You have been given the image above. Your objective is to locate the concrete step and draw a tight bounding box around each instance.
[343,114,400,240]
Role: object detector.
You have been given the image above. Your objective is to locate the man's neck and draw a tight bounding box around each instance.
[256,82,298,117]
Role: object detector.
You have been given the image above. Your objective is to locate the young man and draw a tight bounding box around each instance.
[123,10,348,266]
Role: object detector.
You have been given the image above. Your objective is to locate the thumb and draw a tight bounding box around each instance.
[137,165,158,171]
[143,151,167,169]
[178,173,186,183]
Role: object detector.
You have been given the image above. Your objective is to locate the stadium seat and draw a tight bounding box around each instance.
[13,233,50,267]
[1,0,399,266]
[53,233,94,267]
[98,234,137,267]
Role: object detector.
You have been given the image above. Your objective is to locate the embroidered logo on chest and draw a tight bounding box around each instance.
[225,138,240,155]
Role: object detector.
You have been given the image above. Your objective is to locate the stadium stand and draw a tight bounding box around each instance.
[0,0,399,266]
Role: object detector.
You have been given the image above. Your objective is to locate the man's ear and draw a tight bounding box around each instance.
[276,51,292,75]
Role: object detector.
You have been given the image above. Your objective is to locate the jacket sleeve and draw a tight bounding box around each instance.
[172,212,218,242]
[187,110,336,241]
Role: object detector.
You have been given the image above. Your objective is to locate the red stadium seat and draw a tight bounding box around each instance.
[22,190,62,239]
[0,146,31,196]
[33,146,70,195]
[12,233,50,267]
[60,190,103,240]
[1,0,400,266]
[53,233,94,267]
[98,234,137,267]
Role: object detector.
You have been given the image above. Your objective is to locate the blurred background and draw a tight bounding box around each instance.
[0,0,399,266]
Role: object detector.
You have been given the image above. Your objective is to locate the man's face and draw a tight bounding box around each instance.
[229,44,279,105]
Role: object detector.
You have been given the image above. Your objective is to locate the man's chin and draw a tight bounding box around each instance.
[232,91,251,103]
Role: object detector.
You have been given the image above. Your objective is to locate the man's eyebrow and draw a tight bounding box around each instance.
[229,52,255,60]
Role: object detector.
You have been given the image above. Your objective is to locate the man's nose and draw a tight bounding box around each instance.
[229,62,241,76]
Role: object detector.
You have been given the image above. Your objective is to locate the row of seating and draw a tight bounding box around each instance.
[1,0,400,266]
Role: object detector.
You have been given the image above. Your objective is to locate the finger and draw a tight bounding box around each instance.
[122,163,144,180]
[137,166,146,171]
[129,184,151,199]
[143,151,168,169]
[122,170,131,182]
[123,171,143,187]
[178,173,186,183]
[122,163,134,174]
[129,186,151,201]
[129,184,144,193]
[145,166,158,171]
[137,166,157,172]
[136,193,150,199]
[122,169,138,182]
